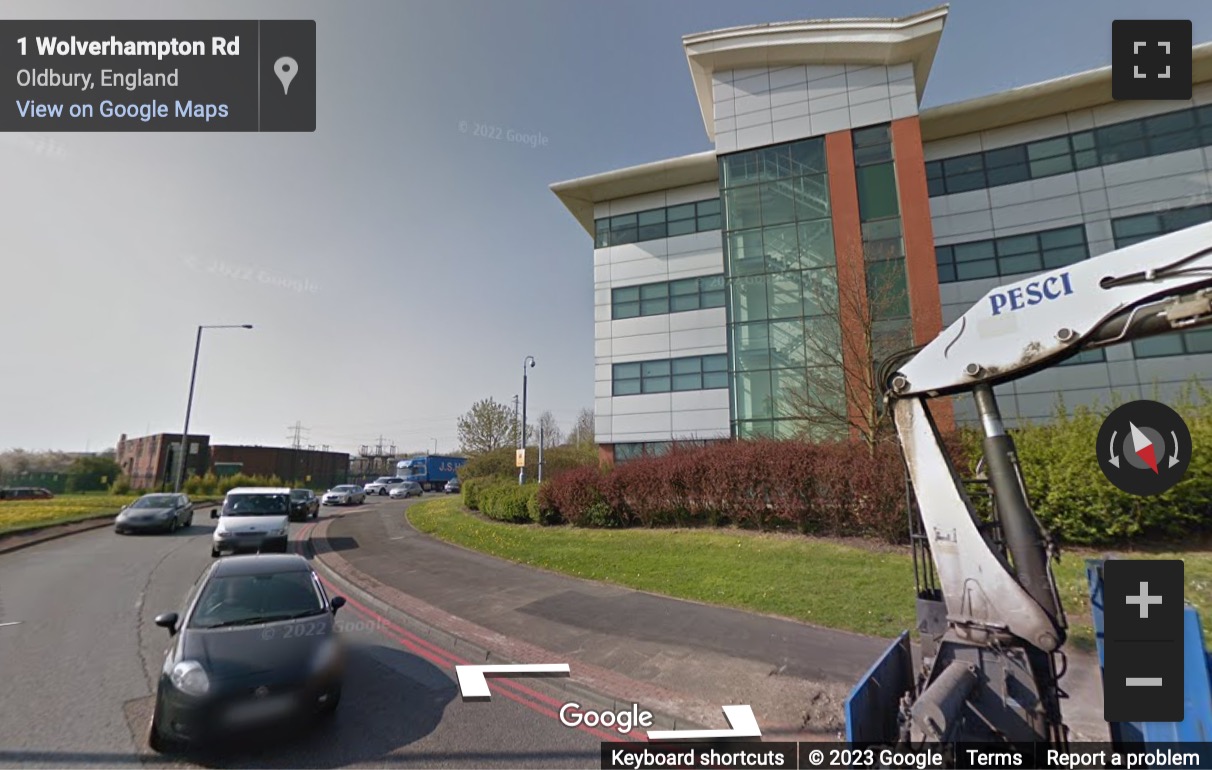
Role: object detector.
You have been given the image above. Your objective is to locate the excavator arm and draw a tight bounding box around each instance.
[851,221,1212,749]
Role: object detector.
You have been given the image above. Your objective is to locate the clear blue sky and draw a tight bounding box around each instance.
[4,0,1212,454]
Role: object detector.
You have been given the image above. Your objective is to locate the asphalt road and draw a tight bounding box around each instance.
[0,497,620,768]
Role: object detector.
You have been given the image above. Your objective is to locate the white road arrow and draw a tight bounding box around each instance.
[455,663,570,700]
[647,705,762,741]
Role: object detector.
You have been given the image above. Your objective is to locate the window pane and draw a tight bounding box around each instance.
[638,223,666,241]
[667,219,696,237]
[703,371,729,389]
[937,263,957,283]
[802,268,838,316]
[640,283,668,299]
[945,172,986,193]
[764,224,800,273]
[672,357,701,374]
[701,290,725,308]
[925,160,943,180]
[697,213,722,231]
[640,298,669,315]
[1073,149,1099,169]
[1099,139,1148,164]
[613,378,641,396]
[996,233,1038,257]
[1151,130,1200,155]
[730,275,770,322]
[667,204,696,221]
[702,354,728,372]
[927,176,947,196]
[998,253,1043,275]
[760,145,793,181]
[614,286,639,302]
[595,220,610,247]
[771,368,806,419]
[733,321,771,371]
[985,145,1027,169]
[670,278,698,296]
[700,275,726,292]
[956,260,998,280]
[642,360,670,377]
[670,294,699,312]
[1071,131,1095,151]
[942,154,983,175]
[953,241,995,262]
[1040,227,1085,249]
[614,362,641,379]
[986,163,1030,186]
[672,374,702,391]
[853,124,891,147]
[935,245,954,266]
[768,273,804,319]
[611,226,638,245]
[1132,335,1185,358]
[1029,154,1073,177]
[724,186,762,231]
[1112,215,1159,242]
[728,230,766,276]
[804,317,842,367]
[1026,136,1070,160]
[867,260,909,318]
[854,142,893,166]
[1185,329,1212,353]
[697,199,721,216]
[638,209,665,226]
[790,138,826,174]
[793,174,830,221]
[642,376,671,393]
[769,320,806,367]
[798,220,834,269]
[1041,245,1086,269]
[722,152,760,188]
[613,301,640,319]
[760,180,797,226]
[856,163,900,220]
[735,370,773,420]
[1162,206,1212,231]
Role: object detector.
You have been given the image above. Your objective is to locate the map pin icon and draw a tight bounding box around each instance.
[274,57,298,95]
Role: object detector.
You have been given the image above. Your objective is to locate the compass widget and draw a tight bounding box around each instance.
[1097,400,1191,496]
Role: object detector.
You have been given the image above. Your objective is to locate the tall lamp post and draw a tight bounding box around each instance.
[173,324,254,493]
[430,437,438,455]
[519,356,535,484]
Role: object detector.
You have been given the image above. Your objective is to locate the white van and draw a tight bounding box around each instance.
[210,487,291,558]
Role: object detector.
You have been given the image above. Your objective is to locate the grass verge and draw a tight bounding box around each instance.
[408,496,1212,651]
[0,494,139,535]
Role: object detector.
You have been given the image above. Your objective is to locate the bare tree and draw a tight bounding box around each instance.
[537,411,564,449]
[457,398,518,455]
[785,243,913,454]
[570,407,595,446]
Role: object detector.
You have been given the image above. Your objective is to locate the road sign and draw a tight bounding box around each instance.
[516,449,526,467]
[455,663,570,699]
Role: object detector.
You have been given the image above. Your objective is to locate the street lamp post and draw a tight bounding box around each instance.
[520,356,535,484]
[430,437,438,455]
[173,324,253,493]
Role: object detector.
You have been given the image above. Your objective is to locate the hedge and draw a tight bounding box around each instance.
[462,477,539,524]
[533,387,1212,546]
[112,472,291,498]
[458,444,596,482]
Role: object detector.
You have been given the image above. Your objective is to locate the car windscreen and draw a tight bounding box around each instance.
[132,495,177,508]
[189,572,326,628]
[222,494,288,516]
[289,490,309,500]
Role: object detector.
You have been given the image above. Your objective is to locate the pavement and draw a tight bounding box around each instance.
[306,497,1111,741]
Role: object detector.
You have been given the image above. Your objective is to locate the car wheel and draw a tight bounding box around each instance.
[319,685,342,716]
[379,489,387,496]
[210,547,220,558]
[168,517,178,534]
[185,514,193,527]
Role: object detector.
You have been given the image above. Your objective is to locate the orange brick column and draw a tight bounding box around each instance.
[824,130,872,440]
[598,443,615,468]
[891,116,954,431]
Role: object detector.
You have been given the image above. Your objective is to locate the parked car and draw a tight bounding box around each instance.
[388,481,422,499]
[148,553,346,753]
[443,478,461,494]
[363,476,407,496]
[115,493,194,534]
[210,487,291,558]
[322,485,365,506]
[288,489,320,522]
[0,486,54,500]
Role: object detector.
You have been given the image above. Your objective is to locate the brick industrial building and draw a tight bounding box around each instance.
[115,432,350,490]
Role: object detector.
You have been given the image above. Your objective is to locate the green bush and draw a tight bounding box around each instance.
[109,477,132,495]
[480,483,535,523]
[459,444,597,482]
